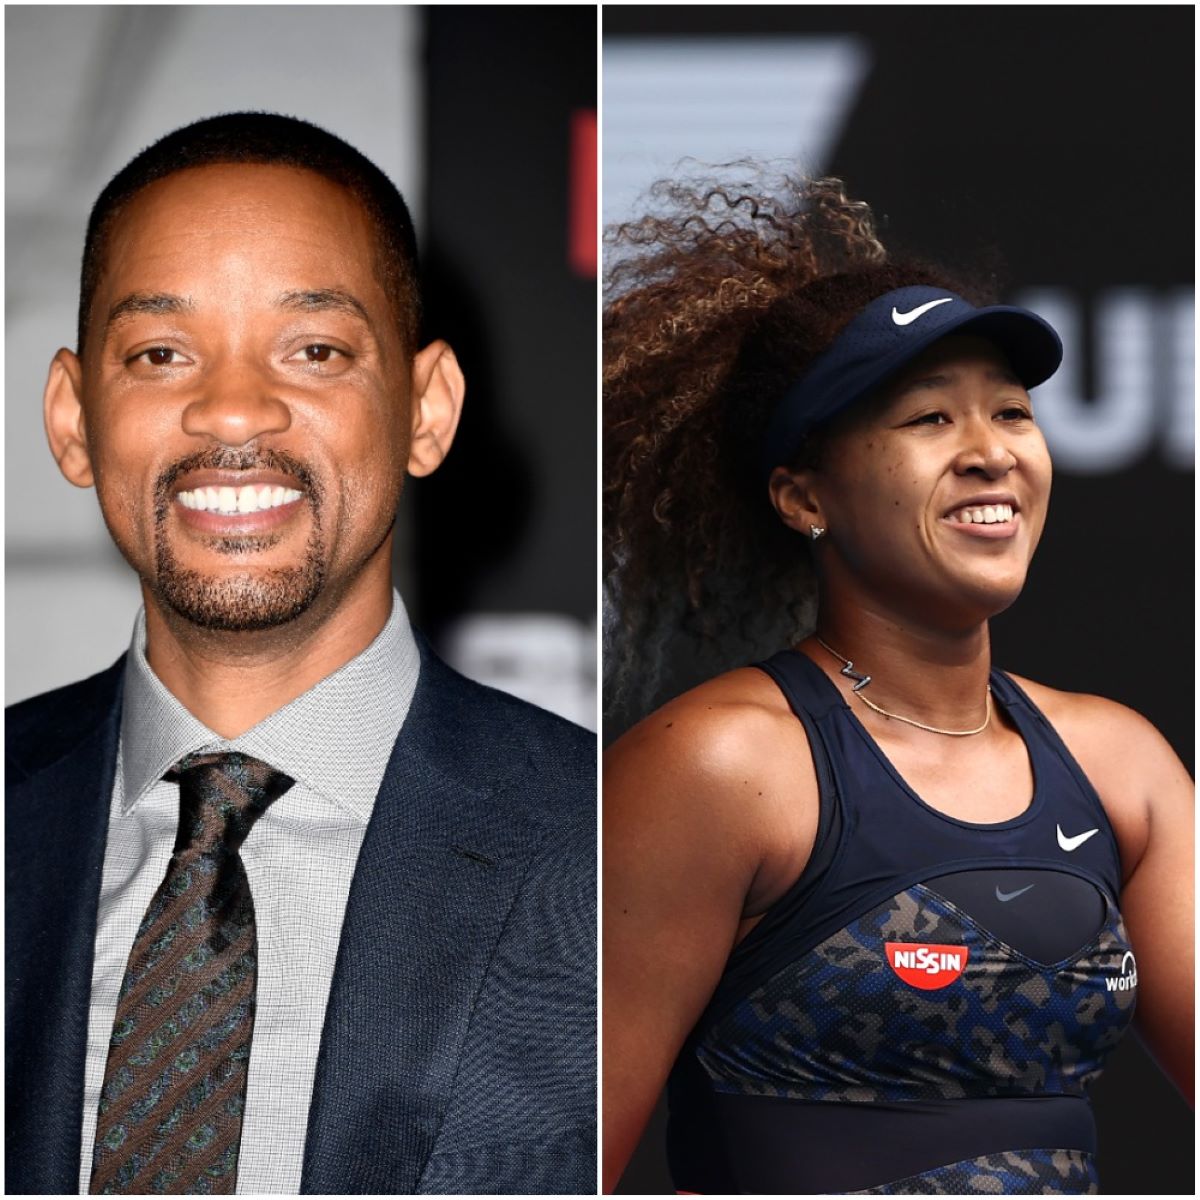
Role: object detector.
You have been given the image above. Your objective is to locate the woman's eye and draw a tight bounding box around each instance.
[910,412,948,426]
[998,406,1032,421]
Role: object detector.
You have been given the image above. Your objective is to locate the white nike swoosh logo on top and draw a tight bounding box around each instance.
[891,297,954,325]
[995,884,1035,902]
[1057,824,1100,852]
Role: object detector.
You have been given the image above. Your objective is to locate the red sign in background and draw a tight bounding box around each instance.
[571,109,597,278]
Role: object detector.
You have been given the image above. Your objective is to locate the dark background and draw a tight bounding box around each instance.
[604,5,1193,1195]
[414,6,596,634]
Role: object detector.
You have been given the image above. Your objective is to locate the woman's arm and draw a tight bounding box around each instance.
[1096,705,1194,1103]
[1022,682,1194,1104]
[602,673,819,1191]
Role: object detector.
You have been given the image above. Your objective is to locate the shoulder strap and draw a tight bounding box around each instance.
[756,648,847,722]
[753,652,842,871]
[697,654,845,1013]
[992,669,1123,853]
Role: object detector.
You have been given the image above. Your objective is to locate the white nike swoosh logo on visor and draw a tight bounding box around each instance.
[891,297,954,325]
[995,884,1035,902]
[1057,824,1100,852]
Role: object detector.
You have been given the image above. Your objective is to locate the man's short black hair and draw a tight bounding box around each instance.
[77,111,421,356]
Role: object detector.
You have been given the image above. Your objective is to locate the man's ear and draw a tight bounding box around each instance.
[767,464,825,539]
[407,340,465,477]
[44,348,95,488]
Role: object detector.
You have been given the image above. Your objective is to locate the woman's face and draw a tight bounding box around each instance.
[790,334,1053,629]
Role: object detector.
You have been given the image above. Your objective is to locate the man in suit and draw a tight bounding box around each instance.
[6,113,595,1195]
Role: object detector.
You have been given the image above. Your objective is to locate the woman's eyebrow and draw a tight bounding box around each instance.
[896,365,1024,394]
[900,372,953,392]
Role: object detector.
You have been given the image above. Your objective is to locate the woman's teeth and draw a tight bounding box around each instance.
[951,504,1014,525]
[176,485,302,514]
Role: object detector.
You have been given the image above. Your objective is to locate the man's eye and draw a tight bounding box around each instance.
[998,405,1032,421]
[910,412,948,426]
[294,344,342,364]
[134,346,179,366]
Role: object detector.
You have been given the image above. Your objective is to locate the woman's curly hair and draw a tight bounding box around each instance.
[603,169,995,715]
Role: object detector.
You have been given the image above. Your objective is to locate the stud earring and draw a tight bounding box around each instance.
[809,526,826,541]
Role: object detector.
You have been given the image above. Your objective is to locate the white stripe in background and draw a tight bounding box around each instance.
[602,37,873,227]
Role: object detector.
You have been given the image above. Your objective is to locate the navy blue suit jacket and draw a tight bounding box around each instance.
[6,636,596,1194]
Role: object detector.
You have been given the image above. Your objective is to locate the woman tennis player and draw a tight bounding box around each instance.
[603,175,1193,1194]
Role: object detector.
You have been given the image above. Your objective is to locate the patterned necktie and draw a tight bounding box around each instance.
[89,752,294,1195]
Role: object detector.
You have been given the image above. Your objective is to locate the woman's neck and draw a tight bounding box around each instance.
[805,601,993,733]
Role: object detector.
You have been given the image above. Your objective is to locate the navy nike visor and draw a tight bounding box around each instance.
[761,285,1063,480]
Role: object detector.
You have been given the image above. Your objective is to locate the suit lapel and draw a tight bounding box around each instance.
[300,648,546,1194]
[6,667,122,1194]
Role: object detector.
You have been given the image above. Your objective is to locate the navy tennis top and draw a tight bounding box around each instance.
[666,650,1136,1195]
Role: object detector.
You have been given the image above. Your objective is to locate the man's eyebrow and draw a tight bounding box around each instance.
[105,292,195,332]
[102,288,379,340]
[276,288,374,328]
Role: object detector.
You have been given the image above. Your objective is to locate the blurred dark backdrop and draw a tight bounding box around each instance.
[414,6,596,725]
[416,6,596,633]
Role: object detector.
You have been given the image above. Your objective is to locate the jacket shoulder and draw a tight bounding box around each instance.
[411,640,594,820]
[6,658,126,781]
[432,656,592,748]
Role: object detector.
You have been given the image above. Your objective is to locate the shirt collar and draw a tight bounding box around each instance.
[120,590,421,822]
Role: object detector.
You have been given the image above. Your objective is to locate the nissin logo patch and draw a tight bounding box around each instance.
[885,942,969,989]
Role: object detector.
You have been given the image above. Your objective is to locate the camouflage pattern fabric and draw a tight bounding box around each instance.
[852,1147,1097,1194]
[695,883,1136,1102]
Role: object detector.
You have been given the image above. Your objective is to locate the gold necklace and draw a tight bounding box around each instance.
[814,636,992,737]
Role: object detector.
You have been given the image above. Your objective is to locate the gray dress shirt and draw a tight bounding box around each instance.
[77,593,421,1194]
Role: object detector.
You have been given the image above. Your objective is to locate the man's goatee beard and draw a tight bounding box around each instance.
[151,550,327,632]
[149,447,327,631]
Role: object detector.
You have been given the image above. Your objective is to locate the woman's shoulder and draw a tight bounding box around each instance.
[607,666,808,785]
[1004,672,1191,870]
[605,667,822,908]
[1004,672,1180,775]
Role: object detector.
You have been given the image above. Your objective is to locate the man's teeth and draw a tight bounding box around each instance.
[176,485,303,514]
[951,503,1014,525]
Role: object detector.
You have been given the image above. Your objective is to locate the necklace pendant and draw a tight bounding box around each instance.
[815,633,991,737]
[840,662,872,692]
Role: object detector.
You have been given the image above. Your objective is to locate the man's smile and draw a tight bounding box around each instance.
[177,483,302,514]
[168,467,311,538]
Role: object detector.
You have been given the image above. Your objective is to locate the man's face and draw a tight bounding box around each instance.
[62,163,422,632]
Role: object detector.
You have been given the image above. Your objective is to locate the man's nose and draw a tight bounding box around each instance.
[180,361,291,446]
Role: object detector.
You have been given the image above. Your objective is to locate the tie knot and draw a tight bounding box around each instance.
[164,751,295,856]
